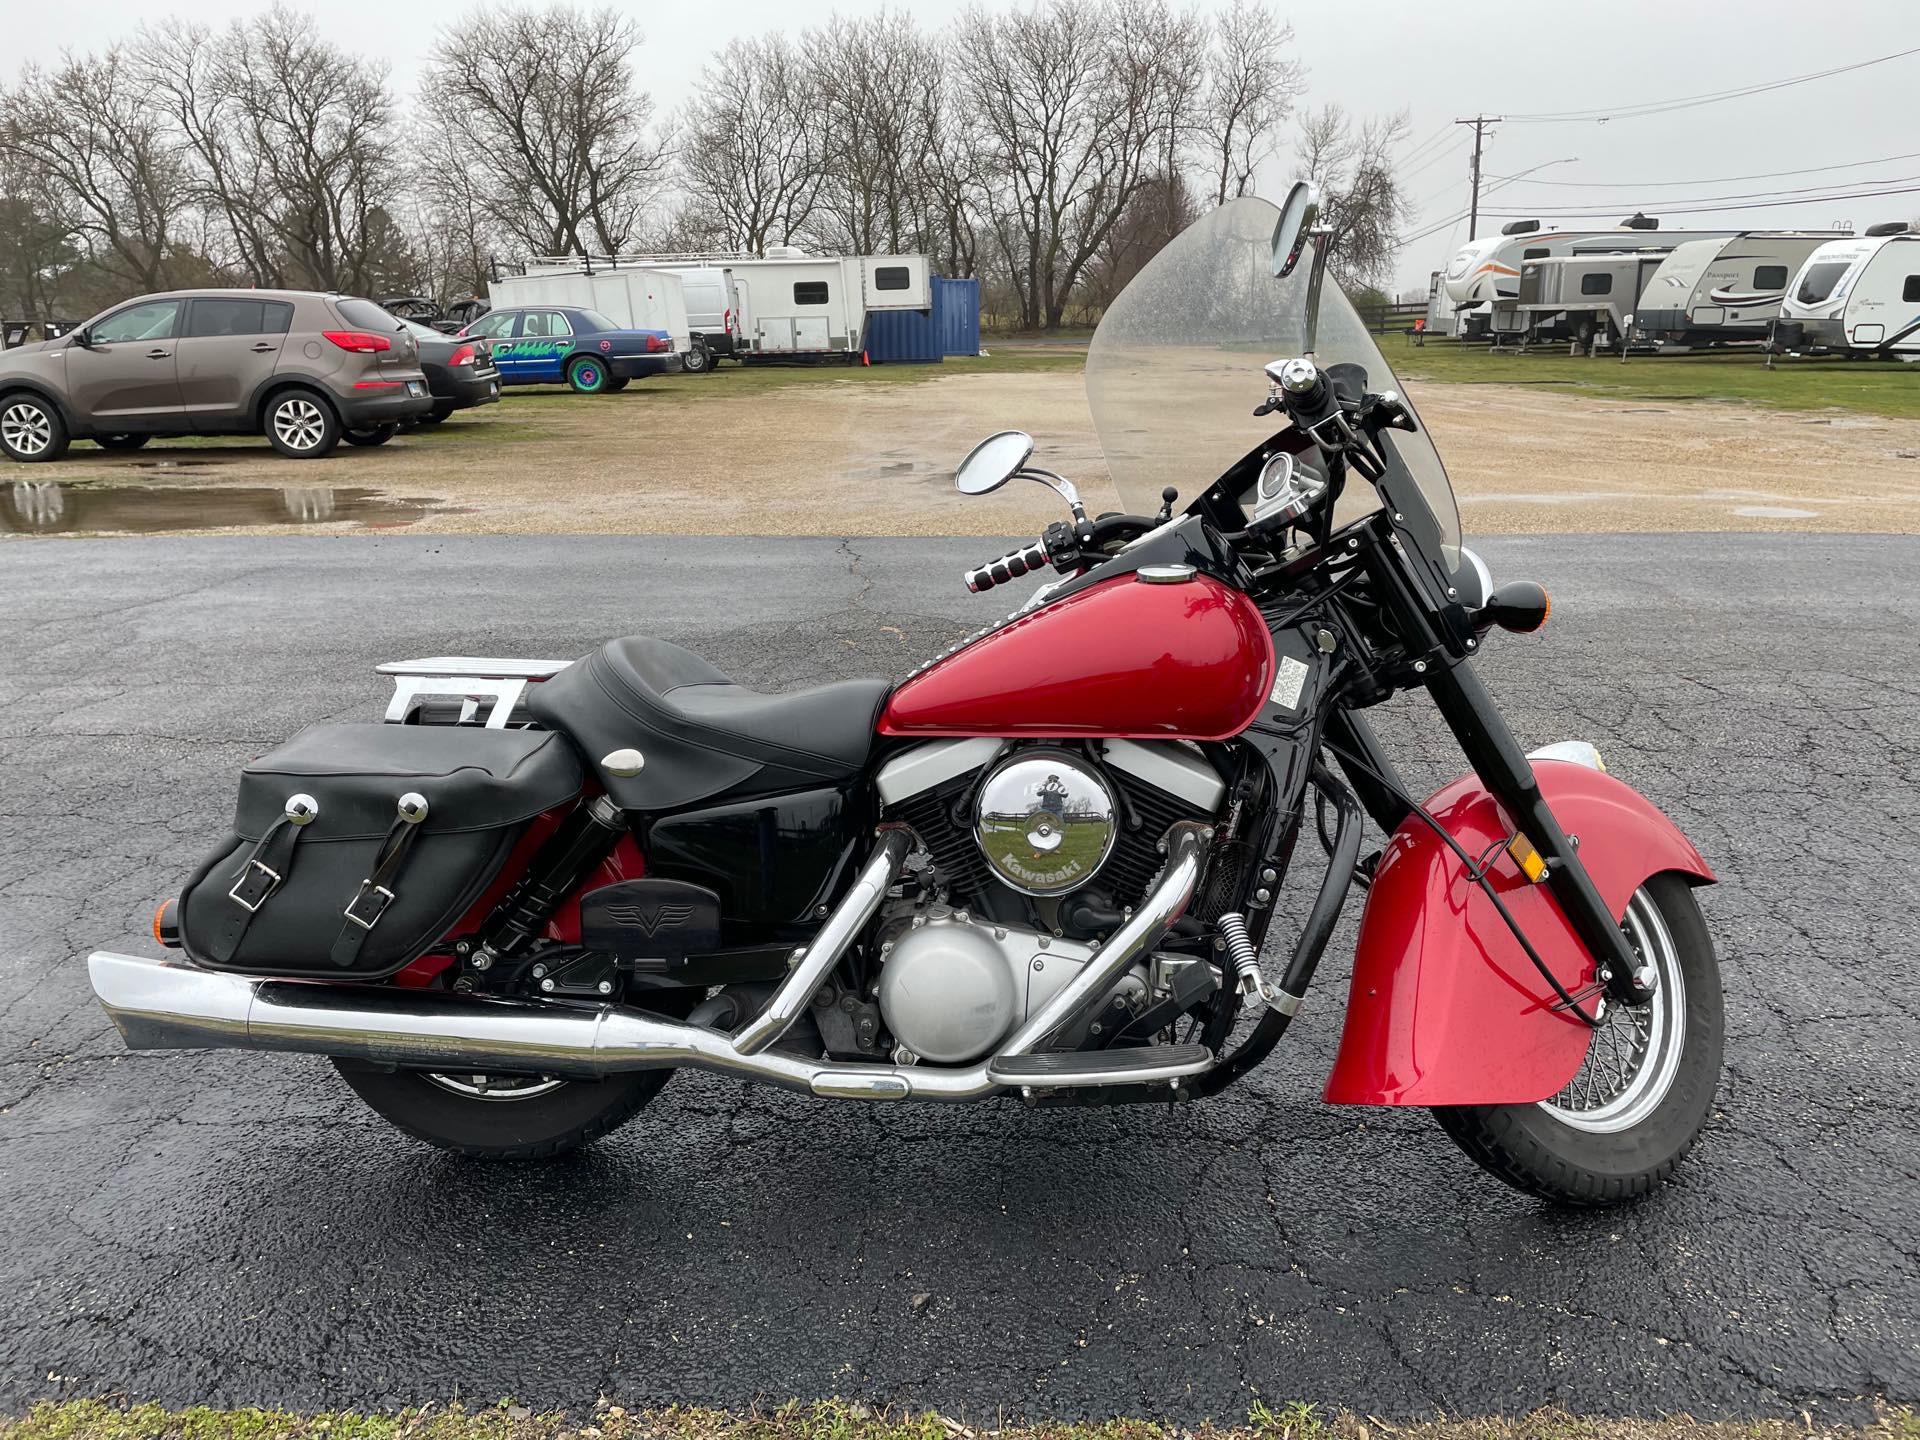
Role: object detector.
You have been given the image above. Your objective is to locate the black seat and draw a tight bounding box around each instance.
[528,637,891,811]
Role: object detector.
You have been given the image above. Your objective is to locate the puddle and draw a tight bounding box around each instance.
[3,482,435,535]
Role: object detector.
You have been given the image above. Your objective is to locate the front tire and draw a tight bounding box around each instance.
[94,432,152,452]
[1432,873,1723,1207]
[343,424,397,447]
[1,395,69,462]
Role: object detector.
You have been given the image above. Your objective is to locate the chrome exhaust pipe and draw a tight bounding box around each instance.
[88,821,1212,1103]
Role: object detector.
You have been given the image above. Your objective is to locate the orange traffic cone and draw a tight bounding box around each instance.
[861,350,870,366]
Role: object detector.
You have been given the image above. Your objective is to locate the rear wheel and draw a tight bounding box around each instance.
[605,376,631,392]
[343,424,397,447]
[1,395,69,462]
[333,987,701,1159]
[264,389,340,459]
[417,404,454,425]
[1432,874,1722,1207]
[566,356,610,394]
[94,432,151,452]
[681,341,712,374]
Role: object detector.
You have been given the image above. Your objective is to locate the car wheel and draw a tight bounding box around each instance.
[604,377,631,392]
[566,356,610,394]
[264,390,341,459]
[0,395,70,463]
[343,424,397,448]
[681,342,712,374]
[94,433,152,452]
[417,403,455,425]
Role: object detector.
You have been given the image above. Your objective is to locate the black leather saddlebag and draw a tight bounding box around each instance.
[179,724,583,979]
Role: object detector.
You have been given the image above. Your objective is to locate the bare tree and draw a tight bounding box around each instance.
[0,47,194,294]
[1295,103,1411,289]
[422,5,667,259]
[960,0,1204,331]
[676,36,824,252]
[1199,0,1302,205]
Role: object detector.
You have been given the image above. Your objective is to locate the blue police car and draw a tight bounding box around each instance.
[458,306,681,393]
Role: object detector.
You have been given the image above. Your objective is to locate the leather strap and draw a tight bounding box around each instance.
[205,815,305,965]
[329,801,428,969]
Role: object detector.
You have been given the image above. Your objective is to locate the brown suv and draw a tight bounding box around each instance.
[0,289,433,463]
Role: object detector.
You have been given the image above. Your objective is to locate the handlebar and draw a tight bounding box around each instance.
[964,538,1050,593]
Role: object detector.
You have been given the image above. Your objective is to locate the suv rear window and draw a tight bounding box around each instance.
[332,297,403,332]
[1795,262,1849,305]
[187,298,293,337]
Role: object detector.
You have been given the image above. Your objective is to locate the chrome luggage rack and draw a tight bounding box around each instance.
[375,656,573,728]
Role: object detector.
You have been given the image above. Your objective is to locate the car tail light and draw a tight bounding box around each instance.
[646,335,669,353]
[449,344,477,367]
[323,330,391,354]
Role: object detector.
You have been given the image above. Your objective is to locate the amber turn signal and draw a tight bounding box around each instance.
[152,897,182,948]
[1505,835,1548,884]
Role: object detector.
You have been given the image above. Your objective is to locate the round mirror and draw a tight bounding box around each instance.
[1271,182,1320,279]
[954,430,1036,495]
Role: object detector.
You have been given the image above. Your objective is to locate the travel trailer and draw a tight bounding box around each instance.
[1446,218,1735,340]
[1776,224,1920,356]
[1510,250,1673,349]
[487,268,693,365]
[518,249,932,361]
[1634,232,1848,348]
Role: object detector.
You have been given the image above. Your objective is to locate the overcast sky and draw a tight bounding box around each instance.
[11,0,1919,293]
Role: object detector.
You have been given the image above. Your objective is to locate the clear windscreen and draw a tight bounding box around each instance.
[1086,197,1461,558]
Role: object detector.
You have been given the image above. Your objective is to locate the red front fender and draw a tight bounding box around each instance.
[1322,759,1714,1107]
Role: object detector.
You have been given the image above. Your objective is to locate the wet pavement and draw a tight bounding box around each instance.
[1,534,1915,1422]
[2,480,439,534]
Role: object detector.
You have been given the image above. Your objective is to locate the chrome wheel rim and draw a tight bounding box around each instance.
[2,402,52,456]
[273,398,326,451]
[423,1073,568,1102]
[1539,888,1688,1133]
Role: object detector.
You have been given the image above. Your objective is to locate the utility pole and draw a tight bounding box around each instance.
[1455,115,1503,240]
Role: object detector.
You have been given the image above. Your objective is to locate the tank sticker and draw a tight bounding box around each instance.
[1270,654,1309,710]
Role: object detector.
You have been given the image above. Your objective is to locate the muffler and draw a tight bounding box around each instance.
[88,820,1212,1103]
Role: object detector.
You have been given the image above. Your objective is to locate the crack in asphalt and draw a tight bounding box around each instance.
[0,534,1914,1424]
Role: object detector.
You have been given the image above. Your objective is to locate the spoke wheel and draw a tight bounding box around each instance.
[1538,891,1687,1133]
[274,399,325,451]
[2,399,64,461]
[422,1072,569,1101]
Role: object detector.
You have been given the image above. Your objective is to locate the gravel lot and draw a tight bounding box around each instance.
[2,533,1915,1423]
[7,359,1920,537]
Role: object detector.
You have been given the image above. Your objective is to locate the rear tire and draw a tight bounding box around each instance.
[1,395,69,462]
[343,424,397,447]
[417,404,453,425]
[566,356,610,394]
[1432,873,1723,1207]
[605,376,631,392]
[681,341,712,374]
[263,389,340,459]
[332,987,701,1160]
[94,432,152,452]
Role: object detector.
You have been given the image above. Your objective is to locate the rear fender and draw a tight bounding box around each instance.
[1322,758,1713,1107]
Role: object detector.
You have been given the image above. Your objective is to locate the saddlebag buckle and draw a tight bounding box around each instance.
[227,860,282,914]
[343,881,397,931]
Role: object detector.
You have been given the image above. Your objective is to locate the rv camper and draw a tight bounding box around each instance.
[1447,217,1734,341]
[1635,232,1847,348]
[1776,224,1920,356]
[1511,250,1672,349]
[488,268,694,366]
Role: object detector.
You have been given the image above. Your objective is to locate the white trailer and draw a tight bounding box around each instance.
[487,268,693,361]
[519,248,932,360]
[1634,232,1847,348]
[1511,250,1673,349]
[1777,224,1920,356]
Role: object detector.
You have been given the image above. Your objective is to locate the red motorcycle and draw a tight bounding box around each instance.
[89,190,1722,1204]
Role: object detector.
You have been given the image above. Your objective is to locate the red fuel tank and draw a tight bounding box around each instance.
[880,572,1274,740]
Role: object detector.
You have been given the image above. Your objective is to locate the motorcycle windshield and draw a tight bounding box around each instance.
[1086,196,1461,560]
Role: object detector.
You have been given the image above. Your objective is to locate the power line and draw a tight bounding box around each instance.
[1486,150,1920,189]
[1479,181,1920,219]
[1455,115,1501,240]
[1503,43,1920,124]
[1480,172,1920,212]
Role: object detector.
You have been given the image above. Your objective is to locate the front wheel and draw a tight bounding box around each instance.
[95,432,152,452]
[1,395,69,462]
[1432,873,1723,1207]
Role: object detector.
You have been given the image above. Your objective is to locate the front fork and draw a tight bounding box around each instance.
[1424,660,1651,1004]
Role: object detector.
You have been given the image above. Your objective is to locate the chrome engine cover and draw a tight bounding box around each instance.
[972,749,1117,896]
[879,914,1118,1064]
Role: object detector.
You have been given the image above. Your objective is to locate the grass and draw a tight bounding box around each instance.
[1394,338,1920,422]
[4,1399,1914,1440]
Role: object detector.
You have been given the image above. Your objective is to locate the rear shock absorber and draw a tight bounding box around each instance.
[461,794,628,973]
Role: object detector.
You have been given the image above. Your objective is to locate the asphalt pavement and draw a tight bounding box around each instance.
[1,533,1915,1422]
